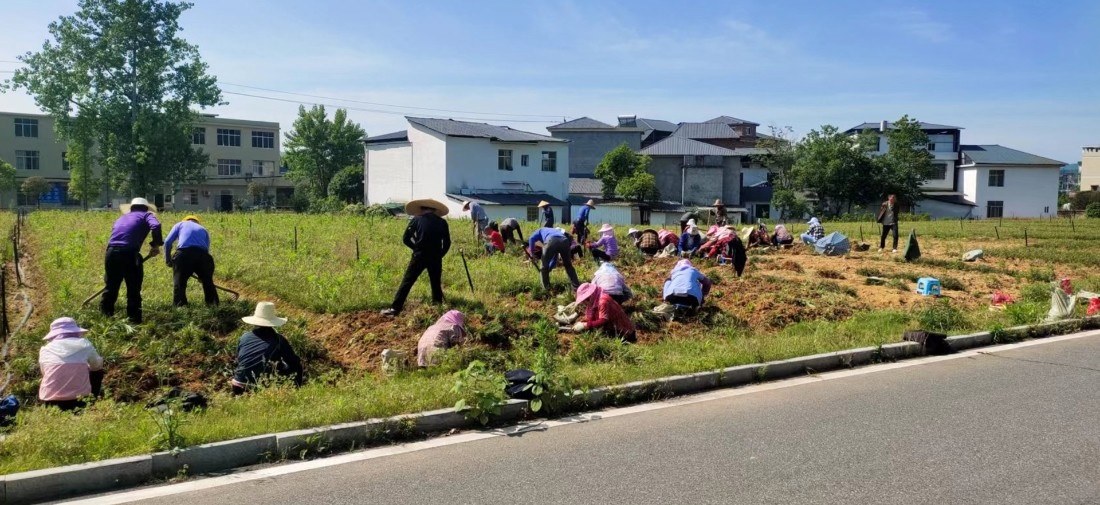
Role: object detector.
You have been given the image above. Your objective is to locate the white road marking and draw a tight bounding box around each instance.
[65,329,1100,504]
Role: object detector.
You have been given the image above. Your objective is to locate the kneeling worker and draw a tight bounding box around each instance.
[232,302,303,394]
[164,215,218,306]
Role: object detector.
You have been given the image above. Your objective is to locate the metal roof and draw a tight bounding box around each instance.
[569,177,604,196]
[960,145,1064,167]
[922,193,977,207]
[363,130,409,144]
[408,117,566,143]
[636,118,678,133]
[672,122,740,140]
[705,115,760,126]
[445,192,567,206]
[547,117,614,130]
[846,121,963,132]
[639,136,741,156]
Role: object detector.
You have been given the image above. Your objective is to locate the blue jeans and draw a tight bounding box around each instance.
[800,233,816,245]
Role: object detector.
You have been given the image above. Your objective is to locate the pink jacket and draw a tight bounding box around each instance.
[39,337,103,401]
[417,311,467,367]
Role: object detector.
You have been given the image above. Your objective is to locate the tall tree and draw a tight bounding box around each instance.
[875,115,934,207]
[5,0,221,197]
[0,159,16,209]
[594,143,646,200]
[328,165,364,203]
[283,105,366,198]
[616,170,660,202]
[753,126,809,220]
[791,125,880,216]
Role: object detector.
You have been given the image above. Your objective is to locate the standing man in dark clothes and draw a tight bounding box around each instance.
[102,197,162,323]
[572,199,595,245]
[528,227,581,290]
[231,302,303,394]
[876,194,900,253]
[382,198,452,317]
[164,215,218,306]
[538,200,554,228]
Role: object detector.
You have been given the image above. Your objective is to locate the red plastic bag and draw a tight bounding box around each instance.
[991,291,1015,306]
[1060,277,1073,295]
[1088,298,1100,316]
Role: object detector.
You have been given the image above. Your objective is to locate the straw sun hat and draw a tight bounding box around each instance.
[404,198,450,217]
[120,197,157,214]
[242,302,288,328]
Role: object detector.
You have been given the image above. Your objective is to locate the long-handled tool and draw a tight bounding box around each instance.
[82,253,241,307]
[459,250,475,293]
[521,245,541,272]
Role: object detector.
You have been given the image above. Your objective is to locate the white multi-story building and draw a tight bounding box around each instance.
[364,117,570,222]
[0,111,293,210]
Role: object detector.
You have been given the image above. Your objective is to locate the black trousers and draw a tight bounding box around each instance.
[391,253,443,313]
[590,247,611,262]
[501,224,524,244]
[573,220,589,245]
[665,294,700,308]
[880,223,899,250]
[173,248,219,306]
[541,236,581,290]
[101,247,144,323]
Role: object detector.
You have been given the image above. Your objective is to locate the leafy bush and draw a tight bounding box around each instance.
[855,267,884,277]
[1087,202,1100,219]
[567,332,638,365]
[917,299,967,332]
[451,361,508,425]
[524,320,573,413]
[1005,302,1044,326]
[816,269,844,280]
[308,196,345,214]
[1019,282,1050,303]
[939,276,965,291]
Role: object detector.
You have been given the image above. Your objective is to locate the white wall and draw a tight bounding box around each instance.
[963,165,1059,218]
[444,136,569,203]
[366,142,414,204]
[961,167,977,202]
[586,206,634,225]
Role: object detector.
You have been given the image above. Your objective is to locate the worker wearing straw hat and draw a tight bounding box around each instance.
[572,199,596,245]
[538,200,554,228]
[164,214,219,307]
[232,302,303,394]
[382,198,452,317]
[103,197,162,323]
[711,199,728,227]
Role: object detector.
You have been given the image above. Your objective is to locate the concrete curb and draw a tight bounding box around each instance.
[3,317,1098,504]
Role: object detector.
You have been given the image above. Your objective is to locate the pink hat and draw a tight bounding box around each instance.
[43,317,89,341]
[439,310,465,328]
[575,282,602,306]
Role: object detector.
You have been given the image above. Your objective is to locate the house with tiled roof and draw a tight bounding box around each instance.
[547,116,643,177]
[364,117,570,222]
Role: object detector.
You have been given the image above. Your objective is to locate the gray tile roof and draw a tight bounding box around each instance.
[672,122,740,140]
[922,193,977,207]
[445,192,567,206]
[846,121,963,133]
[363,130,409,144]
[960,145,1065,167]
[636,118,677,133]
[705,115,760,126]
[569,177,604,196]
[408,117,566,143]
[548,117,614,129]
[639,136,741,156]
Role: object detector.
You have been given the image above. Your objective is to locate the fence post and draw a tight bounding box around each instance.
[995,226,1000,240]
[1,264,8,340]
[1024,228,1028,247]
[355,237,360,261]
[293,226,298,252]
[12,231,21,287]
[1071,218,1075,233]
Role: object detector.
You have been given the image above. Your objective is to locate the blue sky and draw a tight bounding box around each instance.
[1,0,1097,163]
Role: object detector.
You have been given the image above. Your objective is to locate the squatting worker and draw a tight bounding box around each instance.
[164,215,218,306]
[232,302,303,394]
[382,198,452,317]
[103,197,162,323]
[528,227,581,290]
[463,200,489,240]
[876,193,900,253]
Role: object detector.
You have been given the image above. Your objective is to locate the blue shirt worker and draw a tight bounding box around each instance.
[528,227,581,290]
[572,199,595,245]
[103,197,163,323]
[164,215,219,307]
[462,200,489,239]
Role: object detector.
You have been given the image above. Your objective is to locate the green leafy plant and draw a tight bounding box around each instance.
[149,398,188,453]
[523,321,572,414]
[451,361,507,425]
[917,299,967,332]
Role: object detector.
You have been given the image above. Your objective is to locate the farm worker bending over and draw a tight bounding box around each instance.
[679,224,702,256]
[538,200,554,228]
[801,217,825,245]
[591,262,633,304]
[164,215,218,307]
[499,217,524,245]
[103,197,162,323]
[573,199,595,245]
[484,221,505,254]
[232,302,303,394]
[662,259,712,309]
[772,224,794,246]
[383,199,452,317]
[528,227,581,290]
[572,283,636,342]
[417,310,467,367]
[463,200,489,240]
[38,317,104,411]
[588,223,618,262]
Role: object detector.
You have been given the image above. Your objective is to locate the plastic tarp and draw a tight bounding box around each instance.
[814,232,850,256]
[963,249,983,262]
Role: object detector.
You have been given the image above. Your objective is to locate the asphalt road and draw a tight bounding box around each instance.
[112,334,1100,505]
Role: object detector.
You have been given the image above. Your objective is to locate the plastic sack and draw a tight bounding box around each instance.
[991,291,1015,306]
[1088,298,1100,317]
[555,302,580,325]
[1046,283,1078,322]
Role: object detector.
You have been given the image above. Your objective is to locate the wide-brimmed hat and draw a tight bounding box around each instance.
[538,200,550,208]
[462,201,472,211]
[242,302,287,327]
[713,199,724,206]
[404,198,449,217]
[598,223,614,234]
[120,197,157,214]
[43,317,89,341]
[585,199,596,207]
[627,228,640,235]
[183,215,201,223]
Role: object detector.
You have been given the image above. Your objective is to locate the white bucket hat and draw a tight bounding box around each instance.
[242,302,287,327]
[120,197,157,214]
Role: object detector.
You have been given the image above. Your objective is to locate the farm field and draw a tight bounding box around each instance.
[1,210,1099,474]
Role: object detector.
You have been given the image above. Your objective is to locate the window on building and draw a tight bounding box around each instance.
[251,160,274,176]
[754,204,770,219]
[526,206,539,222]
[185,189,199,205]
[1092,185,1099,192]
[14,118,38,138]
[740,159,751,168]
[987,200,1004,218]
[251,131,275,149]
[15,150,39,170]
[498,149,513,171]
[988,169,1005,187]
[279,163,288,175]
[192,127,206,145]
[931,163,947,179]
[216,128,241,147]
[217,159,242,176]
[541,151,557,172]
[520,154,529,167]
[62,152,70,171]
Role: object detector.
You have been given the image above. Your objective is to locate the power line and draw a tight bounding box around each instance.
[222,91,561,123]
[220,81,564,119]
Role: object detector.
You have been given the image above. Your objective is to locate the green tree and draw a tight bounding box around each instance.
[615,171,660,202]
[0,159,16,209]
[791,125,879,216]
[594,143,647,200]
[875,115,934,206]
[66,116,101,208]
[6,0,220,198]
[283,105,366,199]
[21,177,49,208]
[328,165,364,203]
[246,182,268,207]
[753,125,810,220]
